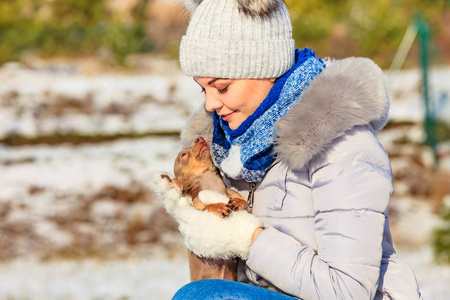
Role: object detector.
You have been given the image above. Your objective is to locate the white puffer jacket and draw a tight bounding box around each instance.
[181,57,422,300]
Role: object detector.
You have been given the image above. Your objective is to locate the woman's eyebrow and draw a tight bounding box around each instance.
[193,78,228,86]
[208,78,219,85]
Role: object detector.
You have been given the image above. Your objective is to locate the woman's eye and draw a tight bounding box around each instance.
[200,87,205,94]
[217,86,228,94]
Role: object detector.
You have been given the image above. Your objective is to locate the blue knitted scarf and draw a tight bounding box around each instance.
[212,48,326,183]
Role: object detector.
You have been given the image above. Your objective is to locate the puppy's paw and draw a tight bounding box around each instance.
[228,198,248,211]
[204,203,232,218]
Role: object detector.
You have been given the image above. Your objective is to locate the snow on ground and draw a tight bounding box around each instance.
[0,60,449,299]
[398,246,450,300]
[0,256,190,300]
[0,246,446,300]
[1,62,449,140]
[0,62,203,138]
[0,136,181,195]
[387,67,450,122]
[0,136,187,261]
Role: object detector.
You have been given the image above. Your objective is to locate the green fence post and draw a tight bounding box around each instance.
[416,13,438,167]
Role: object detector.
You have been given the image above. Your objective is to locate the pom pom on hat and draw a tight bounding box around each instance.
[185,0,285,18]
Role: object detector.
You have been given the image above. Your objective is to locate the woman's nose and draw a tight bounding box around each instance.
[204,95,223,112]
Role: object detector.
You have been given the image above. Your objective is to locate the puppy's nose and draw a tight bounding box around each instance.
[195,137,205,144]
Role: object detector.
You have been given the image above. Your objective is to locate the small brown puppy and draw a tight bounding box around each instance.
[163,136,248,216]
[162,136,248,281]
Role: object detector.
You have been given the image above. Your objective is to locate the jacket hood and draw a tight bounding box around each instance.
[181,57,390,170]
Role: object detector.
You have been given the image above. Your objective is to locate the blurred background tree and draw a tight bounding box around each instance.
[286,0,449,67]
[0,0,450,68]
[0,0,448,68]
[434,205,450,263]
[0,0,156,65]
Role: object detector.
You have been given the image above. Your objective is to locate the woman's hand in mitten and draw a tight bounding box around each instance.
[153,173,262,260]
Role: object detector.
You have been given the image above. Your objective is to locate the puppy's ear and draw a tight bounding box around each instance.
[160,174,171,181]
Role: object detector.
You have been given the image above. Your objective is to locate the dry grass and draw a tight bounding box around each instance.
[0,180,181,261]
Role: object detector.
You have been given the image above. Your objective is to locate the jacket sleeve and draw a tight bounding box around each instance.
[246,131,393,299]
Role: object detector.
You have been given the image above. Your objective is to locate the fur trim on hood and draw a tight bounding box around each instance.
[184,0,284,18]
[181,57,390,170]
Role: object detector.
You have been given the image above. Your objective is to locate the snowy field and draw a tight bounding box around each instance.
[0,256,190,300]
[0,60,449,299]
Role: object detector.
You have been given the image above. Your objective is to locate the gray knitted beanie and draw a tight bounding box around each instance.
[180,0,295,79]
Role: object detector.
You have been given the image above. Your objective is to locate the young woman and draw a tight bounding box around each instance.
[156,0,422,299]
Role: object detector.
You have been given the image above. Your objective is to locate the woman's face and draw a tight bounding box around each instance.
[193,77,276,130]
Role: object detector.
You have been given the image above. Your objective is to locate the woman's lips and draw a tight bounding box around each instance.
[221,111,235,122]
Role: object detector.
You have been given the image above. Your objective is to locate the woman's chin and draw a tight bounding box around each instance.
[228,122,239,130]
[226,116,245,130]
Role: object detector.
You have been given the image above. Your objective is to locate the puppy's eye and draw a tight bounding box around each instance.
[180,152,189,163]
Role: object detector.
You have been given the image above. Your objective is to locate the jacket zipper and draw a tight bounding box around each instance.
[247,182,256,212]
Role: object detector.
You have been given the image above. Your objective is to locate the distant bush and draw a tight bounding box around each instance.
[433,204,450,263]
[436,121,450,143]
[0,0,154,65]
[0,0,448,67]
[286,0,449,67]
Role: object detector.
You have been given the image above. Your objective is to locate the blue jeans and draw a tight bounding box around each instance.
[172,279,297,300]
